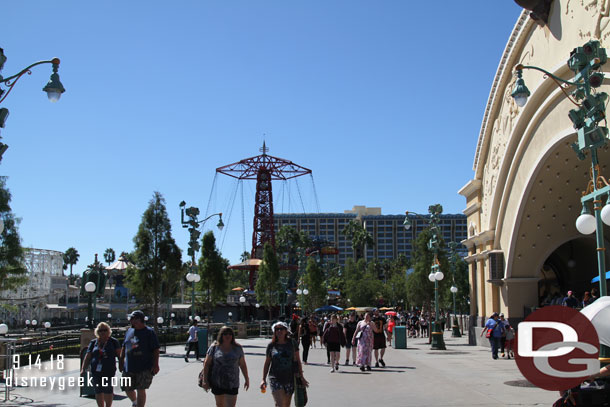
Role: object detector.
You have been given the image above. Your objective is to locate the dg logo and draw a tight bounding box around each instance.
[515,306,600,391]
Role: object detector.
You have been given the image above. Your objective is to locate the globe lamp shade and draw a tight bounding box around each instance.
[576,213,596,235]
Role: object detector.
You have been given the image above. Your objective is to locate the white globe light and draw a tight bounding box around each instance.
[450,286,458,293]
[195,316,201,322]
[144,316,149,321]
[0,324,8,334]
[228,312,233,317]
[255,303,260,308]
[186,273,194,282]
[295,302,300,307]
[157,317,164,324]
[576,213,596,235]
[239,296,246,303]
[85,282,96,293]
[25,320,30,325]
[513,94,528,108]
[189,316,193,321]
[107,313,112,319]
[303,289,309,295]
[193,274,201,283]
[44,321,51,328]
[602,205,610,226]
[435,271,444,281]
[428,273,435,282]
[32,320,38,326]
[171,313,176,318]
[296,289,302,295]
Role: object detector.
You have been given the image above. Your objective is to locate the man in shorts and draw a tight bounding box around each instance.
[120,310,160,407]
[372,309,387,367]
[343,312,358,365]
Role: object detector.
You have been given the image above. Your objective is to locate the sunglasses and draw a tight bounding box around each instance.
[222,332,233,336]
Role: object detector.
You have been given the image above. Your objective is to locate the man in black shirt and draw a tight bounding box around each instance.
[372,309,387,367]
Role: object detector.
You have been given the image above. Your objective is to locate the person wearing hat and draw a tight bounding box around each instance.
[261,321,308,406]
[480,312,504,360]
[119,311,160,407]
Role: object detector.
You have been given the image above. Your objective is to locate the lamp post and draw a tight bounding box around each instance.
[448,242,461,338]
[404,204,446,350]
[0,48,66,161]
[511,39,610,360]
[180,201,223,338]
[185,272,201,322]
[239,295,246,322]
[85,282,96,329]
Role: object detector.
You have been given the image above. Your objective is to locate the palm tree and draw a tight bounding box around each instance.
[104,248,116,265]
[342,220,374,259]
[63,247,80,278]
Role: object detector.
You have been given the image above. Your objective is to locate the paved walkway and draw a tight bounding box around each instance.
[1,333,557,406]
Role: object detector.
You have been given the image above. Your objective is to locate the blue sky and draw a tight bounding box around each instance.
[1,1,523,273]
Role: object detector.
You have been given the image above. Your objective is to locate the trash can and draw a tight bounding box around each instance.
[197,328,208,356]
[392,326,407,349]
[80,328,96,397]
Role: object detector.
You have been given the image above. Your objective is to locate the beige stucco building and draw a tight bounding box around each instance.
[461,1,610,325]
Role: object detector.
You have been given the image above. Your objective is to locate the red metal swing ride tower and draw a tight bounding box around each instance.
[216,143,312,289]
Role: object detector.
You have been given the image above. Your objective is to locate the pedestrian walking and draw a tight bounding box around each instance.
[120,310,160,407]
[372,309,386,367]
[386,315,396,346]
[81,322,122,407]
[504,323,515,359]
[480,312,504,360]
[352,312,374,371]
[343,313,358,365]
[498,313,509,358]
[308,318,318,348]
[200,326,249,407]
[322,314,346,373]
[184,319,200,362]
[261,322,309,407]
[298,317,311,364]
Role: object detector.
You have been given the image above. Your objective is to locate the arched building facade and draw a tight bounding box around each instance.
[460,1,610,325]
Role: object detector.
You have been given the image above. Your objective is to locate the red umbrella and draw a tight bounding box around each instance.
[385,311,397,316]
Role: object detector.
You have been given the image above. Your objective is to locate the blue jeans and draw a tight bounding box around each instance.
[489,337,500,359]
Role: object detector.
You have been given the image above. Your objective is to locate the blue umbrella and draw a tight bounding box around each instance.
[314,305,343,312]
[591,271,610,283]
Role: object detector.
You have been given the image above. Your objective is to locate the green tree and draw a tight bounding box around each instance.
[240,251,250,262]
[276,226,311,265]
[0,177,26,292]
[63,247,80,279]
[125,192,182,331]
[104,248,116,265]
[406,228,450,311]
[343,258,381,306]
[255,242,280,319]
[198,231,228,321]
[302,257,326,312]
[342,220,374,259]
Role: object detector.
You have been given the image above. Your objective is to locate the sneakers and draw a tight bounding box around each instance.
[345,360,349,366]
[379,359,385,367]
[184,357,188,363]
[366,365,372,371]
[353,361,356,366]
[335,364,339,371]
[330,368,335,373]
[374,362,379,368]
[360,366,365,372]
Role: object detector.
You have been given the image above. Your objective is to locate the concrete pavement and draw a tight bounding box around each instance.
[1,333,557,406]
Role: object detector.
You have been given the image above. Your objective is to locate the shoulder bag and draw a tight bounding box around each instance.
[293,341,308,407]
[198,345,215,388]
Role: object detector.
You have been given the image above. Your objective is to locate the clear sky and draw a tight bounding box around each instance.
[1,1,523,274]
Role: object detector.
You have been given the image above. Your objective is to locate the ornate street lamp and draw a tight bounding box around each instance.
[0,323,8,335]
[511,39,610,360]
[404,204,446,350]
[185,272,201,322]
[448,242,461,338]
[180,201,223,337]
[84,281,96,329]
[0,48,66,161]
[239,295,246,322]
